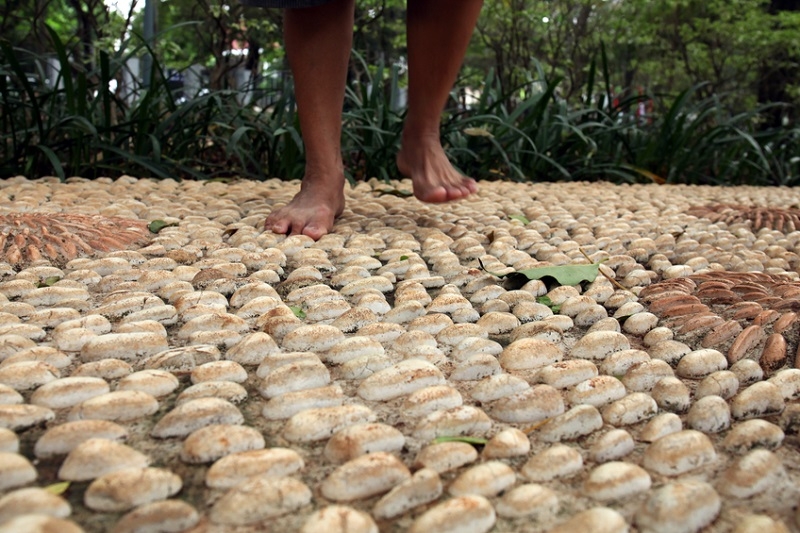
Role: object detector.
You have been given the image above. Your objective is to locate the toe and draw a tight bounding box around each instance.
[303,223,328,241]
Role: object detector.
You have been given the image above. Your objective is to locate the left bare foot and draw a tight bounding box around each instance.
[397,133,477,203]
[263,170,345,240]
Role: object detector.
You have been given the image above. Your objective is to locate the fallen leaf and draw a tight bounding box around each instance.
[37,276,61,288]
[537,295,561,314]
[148,220,178,234]
[289,306,306,319]
[509,214,530,224]
[481,259,602,287]
[43,481,70,495]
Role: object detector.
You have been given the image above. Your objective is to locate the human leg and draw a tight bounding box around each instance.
[264,0,354,239]
[398,0,483,203]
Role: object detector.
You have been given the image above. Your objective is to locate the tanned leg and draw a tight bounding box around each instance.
[264,0,354,240]
[398,0,483,203]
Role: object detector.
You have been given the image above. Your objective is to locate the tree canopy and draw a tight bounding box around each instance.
[5,0,799,115]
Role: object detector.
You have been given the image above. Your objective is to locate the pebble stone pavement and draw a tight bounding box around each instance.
[1,175,800,533]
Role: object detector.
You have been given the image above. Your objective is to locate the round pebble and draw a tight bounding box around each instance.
[549,507,628,533]
[69,390,159,423]
[0,487,71,523]
[116,370,179,398]
[539,404,603,442]
[521,444,583,482]
[30,376,109,409]
[84,467,182,512]
[113,500,199,533]
[206,447,305,489]
[300,505,378,533]
[602,392,658,426]
[730,381,785,420]
[0,515,84,533]
[449,460,516,497]
[0,404,54,430]
[373,468,442,519]
[495,483,558,519]
[34,419,127,458]
[721,419,785,453]
[719,449,785,498]
[324,422,405,463]
[0,452,36,491]
[209,476,311,525]
[414,441,479,473]
[407,495,496,533]
[636,481,721,533]
[696,370,740,399]
[58,438,149,481]
[321,452,411,501]
[590,429,635,462]
[150,397,243,438]
[642,430,717,476]
[583,461,652,501]
[687,395,731,433]
[180,424,265,463]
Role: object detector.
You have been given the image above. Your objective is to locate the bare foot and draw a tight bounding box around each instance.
[264,174,345,240]
[397,134,477,203]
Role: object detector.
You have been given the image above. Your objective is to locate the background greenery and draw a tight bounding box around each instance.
[1,0,798,185]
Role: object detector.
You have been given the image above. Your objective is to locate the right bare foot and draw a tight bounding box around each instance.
[264,174,345,241]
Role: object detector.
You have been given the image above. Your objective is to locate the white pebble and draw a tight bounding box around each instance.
[549,507,628,533]
[584,461,652,501]
[636,481,720,533]
[301,505,378,533]
[407,495,496,533]
[449,460,516,497]
[321,452,411,501]
[590,429,635,462]
[539,404,604,442]
[602,393,658,426]
[730,381,785,420]
[180,424,265,464]
[642,430,717,476]
[687,395,731,433]
[283,404,375,442]
[676,349,728,379]
[373,468,442,519]
[84,467,182,512]
[521,444,583,481]
[150,398,243,438]
[205,448,305,489]
[209,475,311,525]
[324,423,405,463]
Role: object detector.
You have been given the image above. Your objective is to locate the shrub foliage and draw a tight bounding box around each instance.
[1,30,797,186]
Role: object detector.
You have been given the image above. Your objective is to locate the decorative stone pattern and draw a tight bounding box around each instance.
[3,177,800,532]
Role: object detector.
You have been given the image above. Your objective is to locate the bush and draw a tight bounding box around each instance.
[1,29,797,186]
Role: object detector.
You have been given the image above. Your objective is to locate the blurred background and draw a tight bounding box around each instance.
[1,0,798,187]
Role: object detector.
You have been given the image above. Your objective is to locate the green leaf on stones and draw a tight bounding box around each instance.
[44,481,70,495]
[432,436,488,445]
[290,306,306,319]
[509,214,530,224]
[536,295,561,314]
[148,220,178,234]
[37,276,61,288]
[481,259,602,287]
[399,255,409,261]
